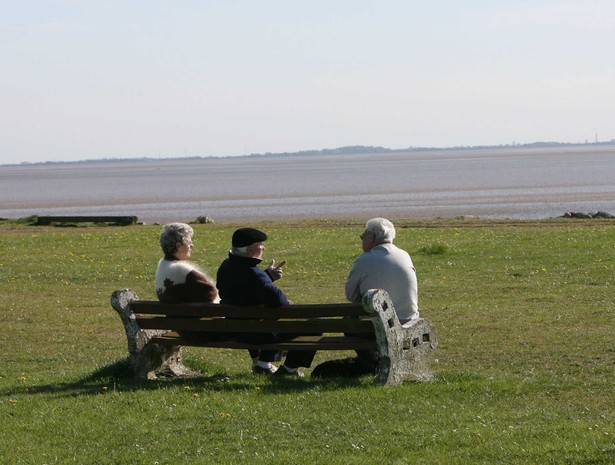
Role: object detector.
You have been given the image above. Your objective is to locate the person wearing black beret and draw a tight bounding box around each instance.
[216,227,317,377]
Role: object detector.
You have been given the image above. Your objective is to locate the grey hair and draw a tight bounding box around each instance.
[230,245,251,256]
[160,222,194,256]
[364,217,396,244]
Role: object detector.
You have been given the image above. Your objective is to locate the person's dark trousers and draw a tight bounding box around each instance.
[275,332,320,368]
[310,333,378,378]
[350,332,379,371]
[237,333,277,361]
[282,348,317,369]
[238,332,320,367]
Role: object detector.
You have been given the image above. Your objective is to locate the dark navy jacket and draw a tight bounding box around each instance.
[216,253,290,307]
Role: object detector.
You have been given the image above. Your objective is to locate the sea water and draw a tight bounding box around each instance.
[1,145,614,223]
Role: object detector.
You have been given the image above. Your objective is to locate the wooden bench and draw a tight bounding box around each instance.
[111,288,438,386]
[36,215,138,226]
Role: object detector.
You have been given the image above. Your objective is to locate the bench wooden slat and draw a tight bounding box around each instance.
[151,333,378,351]
[135,315,376,333]
[130,301,367,318]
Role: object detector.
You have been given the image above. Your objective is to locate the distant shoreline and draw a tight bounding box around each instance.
[4,140,615,168]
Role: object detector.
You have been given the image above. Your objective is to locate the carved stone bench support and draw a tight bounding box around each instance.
[110,289,194,380]
[363,289,438,386]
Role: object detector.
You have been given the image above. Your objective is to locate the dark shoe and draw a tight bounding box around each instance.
[252,364,278,375]
[274,367,305,378]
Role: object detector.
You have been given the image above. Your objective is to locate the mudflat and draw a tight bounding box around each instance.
[1,145,614,223]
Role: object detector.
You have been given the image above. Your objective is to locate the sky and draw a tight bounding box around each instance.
[2,1,615,164]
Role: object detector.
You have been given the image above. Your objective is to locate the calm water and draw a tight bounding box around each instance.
[1,146,614,224]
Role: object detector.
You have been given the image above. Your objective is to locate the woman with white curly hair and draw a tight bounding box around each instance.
[155,222,219,303]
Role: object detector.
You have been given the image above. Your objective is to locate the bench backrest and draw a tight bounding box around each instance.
[130,300,375,334]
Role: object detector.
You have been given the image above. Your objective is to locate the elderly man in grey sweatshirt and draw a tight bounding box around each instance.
[312,217,419,378]
[345,217,419,324]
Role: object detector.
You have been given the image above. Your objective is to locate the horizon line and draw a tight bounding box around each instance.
[3,139,615,168]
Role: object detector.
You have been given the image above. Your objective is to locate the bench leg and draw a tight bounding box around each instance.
[363,289,438,386]
[133,341,191,380]
[396,318,438,383]
[111,289,195,380]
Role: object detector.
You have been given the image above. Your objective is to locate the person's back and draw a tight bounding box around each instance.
[156,257,218,303]
[345,242,418,323]
[217,252,289,307]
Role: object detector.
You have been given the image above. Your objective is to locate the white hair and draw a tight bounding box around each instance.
[364,217,396,244]
[160,222,194,256]
[230,245,251,256]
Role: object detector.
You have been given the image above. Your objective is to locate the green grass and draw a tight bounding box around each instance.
[1,218,613,464]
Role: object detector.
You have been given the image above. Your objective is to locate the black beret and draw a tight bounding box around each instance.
[232,227,268,247]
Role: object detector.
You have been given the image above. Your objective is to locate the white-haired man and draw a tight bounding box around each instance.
[216,227,317,377]
[312,217,419,378]
[345,217,419,323]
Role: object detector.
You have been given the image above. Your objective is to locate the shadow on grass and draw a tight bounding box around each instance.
[2,358,371,398]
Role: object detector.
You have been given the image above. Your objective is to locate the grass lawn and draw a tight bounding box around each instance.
[0,218,613,464]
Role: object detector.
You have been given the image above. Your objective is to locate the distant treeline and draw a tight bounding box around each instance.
[15,139,615,167]
[263,140,615,158]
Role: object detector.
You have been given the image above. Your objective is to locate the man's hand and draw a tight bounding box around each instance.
[266,259,287,281]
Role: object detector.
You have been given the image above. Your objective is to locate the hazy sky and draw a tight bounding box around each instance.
[2,1,614,164]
